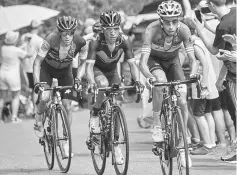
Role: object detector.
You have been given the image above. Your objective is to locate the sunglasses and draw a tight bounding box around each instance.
[103,27,120,32]
[162,19,179,25]
[60,31,74,36]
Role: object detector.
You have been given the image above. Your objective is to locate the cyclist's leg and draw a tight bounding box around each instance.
[58,67,74,127]
[148,58,167,142]
[33,61,52,134]
[166,56,188,140]
[89,67,109,134]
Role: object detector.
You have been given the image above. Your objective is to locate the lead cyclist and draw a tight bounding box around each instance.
[139,1,198,168]
[33,16,87,158]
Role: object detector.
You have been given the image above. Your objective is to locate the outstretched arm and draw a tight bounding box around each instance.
[86,40,97,84]
[139,26,154,79]
[123,38,140,81]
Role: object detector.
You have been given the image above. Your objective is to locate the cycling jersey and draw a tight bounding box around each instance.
[87,33,134,72]
[142,20,194,60]
[38,32,86,69]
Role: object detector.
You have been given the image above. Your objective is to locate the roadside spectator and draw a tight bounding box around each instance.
[0,31,32,123]
[191,0,236,160]
[20,20,44,91]
[20,19,44,117]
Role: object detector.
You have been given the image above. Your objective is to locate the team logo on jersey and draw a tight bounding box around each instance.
[41,41,50,52]
[68,42,76,57]
[96,49,123,64]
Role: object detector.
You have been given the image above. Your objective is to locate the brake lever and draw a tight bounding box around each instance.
[148,85,153,103]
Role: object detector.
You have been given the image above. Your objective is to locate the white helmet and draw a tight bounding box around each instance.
[157,1,182,18]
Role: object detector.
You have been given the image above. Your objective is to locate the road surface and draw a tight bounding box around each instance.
[0,103,236,175]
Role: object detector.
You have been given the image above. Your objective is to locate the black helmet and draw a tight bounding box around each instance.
[100,10,121,27]
[57,16,78,32]
[93,22,102,33]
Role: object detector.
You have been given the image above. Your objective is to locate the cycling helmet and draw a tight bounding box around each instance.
[57,16,78,32]
[157,1,182,18]
[100,10,121,27]
[93,22,102,33]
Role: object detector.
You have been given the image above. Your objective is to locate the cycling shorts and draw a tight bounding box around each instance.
[94,66,121,86]
[40,60,75,99]
[192,98,221,117]
[147,54,185,82]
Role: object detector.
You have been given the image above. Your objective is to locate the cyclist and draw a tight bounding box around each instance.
[139,1,198,168]
[33,16,87,158]
[83,10,141,165]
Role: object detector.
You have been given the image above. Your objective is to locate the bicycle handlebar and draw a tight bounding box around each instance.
[148,77,201,103]
[91,84,142,105]
[35,82,77,105]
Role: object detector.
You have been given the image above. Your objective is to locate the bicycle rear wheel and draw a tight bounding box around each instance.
[53,105,72,173]
[173,109,190,175]
[43,112,54,170]
[159,112,173,175]
[112,105,129,175]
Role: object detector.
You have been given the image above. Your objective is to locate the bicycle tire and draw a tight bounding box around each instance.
[91,132,107,175]
[173,108,190,175]
[53,104,72,173]
[159,111,173,175]
[112,105,129,175]
[43,112,55,170]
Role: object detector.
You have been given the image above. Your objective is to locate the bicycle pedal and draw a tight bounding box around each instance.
[86,140,94,150]
[152,146,163,156]
[39,139,45,146]
[46,126,51,133]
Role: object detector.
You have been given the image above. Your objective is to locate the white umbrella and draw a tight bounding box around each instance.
[0,4,60,35]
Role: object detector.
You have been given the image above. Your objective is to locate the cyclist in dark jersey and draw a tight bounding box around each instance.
[85,10,141,165]
[33,16,86,157]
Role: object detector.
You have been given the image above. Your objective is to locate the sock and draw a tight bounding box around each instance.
[204,144,213,149]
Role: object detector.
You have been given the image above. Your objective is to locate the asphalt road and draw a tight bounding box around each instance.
[0,103,236,175]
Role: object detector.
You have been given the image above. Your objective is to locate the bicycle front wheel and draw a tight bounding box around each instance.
[159,112,173,175]
[91,132,107,175]
[173,108,190,175]
[53,104,72,173]
[43,112,54,170]
[112,105,129,175]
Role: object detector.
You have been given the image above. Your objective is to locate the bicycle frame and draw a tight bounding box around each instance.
[99,91,120,152]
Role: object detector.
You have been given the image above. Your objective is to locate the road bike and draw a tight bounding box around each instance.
[148,77,201,175]
[36,83,81,173]
[87,83,143,175]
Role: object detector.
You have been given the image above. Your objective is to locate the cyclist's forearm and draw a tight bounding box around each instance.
[86,62,96,84]
[139,53,153,78]
[77,61,86,80]
[128,59,140,82]
[188,53,198,75]
[117,62,122,78]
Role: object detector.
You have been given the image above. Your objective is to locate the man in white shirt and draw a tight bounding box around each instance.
[21,19,44,90]
[0,31,31,123]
